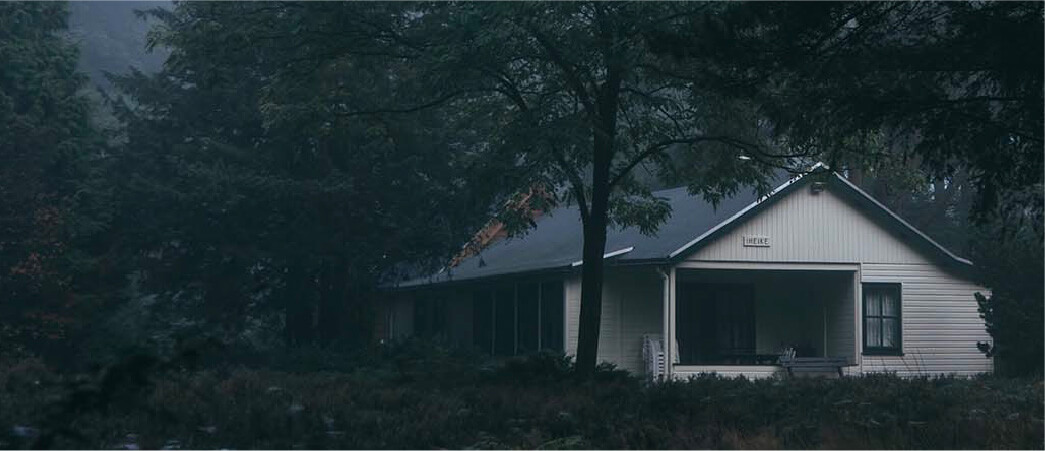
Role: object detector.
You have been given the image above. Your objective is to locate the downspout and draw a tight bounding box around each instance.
[656,267,671,380]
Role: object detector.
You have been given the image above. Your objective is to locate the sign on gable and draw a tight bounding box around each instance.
[743,235,770,247]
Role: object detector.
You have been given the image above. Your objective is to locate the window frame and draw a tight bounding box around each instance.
[862,283,903,356]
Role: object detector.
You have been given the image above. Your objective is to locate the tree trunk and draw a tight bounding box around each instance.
[574,186,610,379]
[574,70,621,378]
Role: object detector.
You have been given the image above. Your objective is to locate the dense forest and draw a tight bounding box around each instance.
[0,2,1042,448]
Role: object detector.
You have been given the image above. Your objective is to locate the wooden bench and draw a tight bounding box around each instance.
[778,356,849,377]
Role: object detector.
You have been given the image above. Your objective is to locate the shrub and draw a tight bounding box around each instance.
[1,352,1041,449]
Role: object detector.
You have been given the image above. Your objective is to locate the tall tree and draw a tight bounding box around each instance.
[0,2,112,361]
[224,2,815,376]
[293,2,804,376]
[102,2,500,353]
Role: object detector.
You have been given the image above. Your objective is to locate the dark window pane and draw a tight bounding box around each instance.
[867,291,882,316]
[517,283,539,354]
[413,298,429,337]
[678,283,754,364]
[881,289,898,316]
[540,281,564,352]
[676,284,707,364]
[494,286,516,356]
[419,298,445,339]
[882,318,899,348]
[472,290,493,354]
[866,318,881,348]
[413,297,443,338]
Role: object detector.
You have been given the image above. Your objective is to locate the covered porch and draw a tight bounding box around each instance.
[648,262,860,380]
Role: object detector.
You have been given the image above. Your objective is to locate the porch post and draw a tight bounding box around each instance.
[854,267,863,370]
[667,266,677,378]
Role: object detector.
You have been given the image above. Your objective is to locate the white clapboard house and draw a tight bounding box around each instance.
[384,164,992,379]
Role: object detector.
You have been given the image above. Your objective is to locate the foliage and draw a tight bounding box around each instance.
[254,1,798,376]
[0,2,117,362]
[67,1,169,92]
[1,352,1041,449]
[973,203,1044,376]
[69,1,807,377]
[649,1,1043,222]
[3,0,1041,383]
[96,2,505,353]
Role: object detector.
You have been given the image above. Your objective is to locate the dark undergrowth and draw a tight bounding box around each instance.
[1,342,1042,449]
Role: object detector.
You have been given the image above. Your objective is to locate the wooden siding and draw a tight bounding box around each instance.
[824,275,857,362]
[860,263,992,376]
[686,186,931,264]
[565,270,663,374]
[617,271,664,373]
[565,275,581,356]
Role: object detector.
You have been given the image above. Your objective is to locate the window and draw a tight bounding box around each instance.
[493,286,515,355]
[540,281,564,352]
[472,291,493,351]
[472,280,564,356]
[414,297,445,339]
[516,283,539,354]
[863,283,902,355]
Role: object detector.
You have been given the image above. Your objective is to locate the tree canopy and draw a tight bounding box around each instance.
[649,1,1043,221]
[97,1,511,353]
[0,2,118,360]
[1,1,1040,376]
[154,2,809,376]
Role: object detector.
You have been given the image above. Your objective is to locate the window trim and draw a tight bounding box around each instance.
[862,283,903,356]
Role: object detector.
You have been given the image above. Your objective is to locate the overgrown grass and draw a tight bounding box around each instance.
[1,343,1042,449]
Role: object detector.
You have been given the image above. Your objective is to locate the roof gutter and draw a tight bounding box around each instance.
[570,246,635,267]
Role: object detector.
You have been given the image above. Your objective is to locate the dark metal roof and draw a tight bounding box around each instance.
[394,167,972,289]
[396,175,789,288]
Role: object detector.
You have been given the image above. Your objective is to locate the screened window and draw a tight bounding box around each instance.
[413,297,445,339]
[472,291,493,351]
[472,280,564,356]
[540,281,564,352]
[676,283,755,364]
[516,283,539,354]
[863,283,902,355]
[494,286,516,355]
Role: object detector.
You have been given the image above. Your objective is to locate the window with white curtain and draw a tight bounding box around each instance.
[863,283,902,355]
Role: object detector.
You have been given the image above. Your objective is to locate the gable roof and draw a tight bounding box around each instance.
[394,166,971,288]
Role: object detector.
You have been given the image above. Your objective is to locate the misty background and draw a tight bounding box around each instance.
[68,1,169,107]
